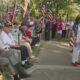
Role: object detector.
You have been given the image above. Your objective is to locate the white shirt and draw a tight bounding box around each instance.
[0,34,9,49]
[1,31,15,46]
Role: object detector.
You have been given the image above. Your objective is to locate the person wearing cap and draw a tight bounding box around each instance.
[1,22,33,69]
[0,21,30,80]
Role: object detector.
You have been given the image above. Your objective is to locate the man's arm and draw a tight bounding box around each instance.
[22,36,32,44]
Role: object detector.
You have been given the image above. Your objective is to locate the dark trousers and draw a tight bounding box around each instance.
[62,30,66,38]
[31,37,40,46]
[45,31,50,41]
[10,45,29,61]
[52,29,56,39]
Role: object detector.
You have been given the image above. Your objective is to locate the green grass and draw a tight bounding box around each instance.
[32,45,41,57]
[30,45,42,63]
[0,65,13,80]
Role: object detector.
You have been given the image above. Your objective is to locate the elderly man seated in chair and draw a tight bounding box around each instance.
[0,21,30,80]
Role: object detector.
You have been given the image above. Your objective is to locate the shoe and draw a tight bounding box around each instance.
[15,63,30,78]
[72,63,77,67]
[13,74,20,80]
[75,62,80,65]
[22,63,32,69]
[25,61,33,67]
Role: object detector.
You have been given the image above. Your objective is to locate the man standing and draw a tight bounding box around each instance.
[45,19,51,41]
[72,15,80,66]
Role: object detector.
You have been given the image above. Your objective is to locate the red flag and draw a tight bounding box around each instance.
[48,9,53,21]
[41,5,46,16]
[40,4,46,24]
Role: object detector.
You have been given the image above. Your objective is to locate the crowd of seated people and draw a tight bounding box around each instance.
[0,16,40,80]
[0,21,31,80]
[0,19,41,80]
[19,22,41,58]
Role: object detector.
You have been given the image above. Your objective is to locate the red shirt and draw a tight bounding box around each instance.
[51,21,55,28]
[57,22,63,31]
[24,30,31,38]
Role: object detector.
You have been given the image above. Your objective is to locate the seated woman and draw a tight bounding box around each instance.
[20,23,40,47]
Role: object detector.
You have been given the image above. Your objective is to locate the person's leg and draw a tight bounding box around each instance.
[45,32,49,40]
[72,46,80,66]
[19,45,33,69]
[1,49,19,66]
[64,30,66,38]
[52,29,55,39]
[1,49,30,78]
[31,36,40,46]
[10,46,30,63]
[45,32,47,40]
[11,46,32,69]
[62,30,64,38]
[62,30,66,38]
[8,64,20,80]
[20,45,30,60]
[72,47,77,63]
[23,42,32,57]
[75,44,80,63]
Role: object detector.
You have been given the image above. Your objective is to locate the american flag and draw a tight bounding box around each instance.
[48,9,53,21]
[40,4,46,24]
[69,35,76,47]
[41,4,46,16]
[12,0,17,23]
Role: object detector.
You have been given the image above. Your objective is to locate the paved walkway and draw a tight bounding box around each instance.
[24,41,80,80]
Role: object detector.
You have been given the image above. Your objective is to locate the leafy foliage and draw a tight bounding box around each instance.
[0,0,80,20]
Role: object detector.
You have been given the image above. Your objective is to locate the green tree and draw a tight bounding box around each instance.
[1,0,80,20]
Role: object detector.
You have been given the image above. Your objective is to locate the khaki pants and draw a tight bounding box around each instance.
[72,43,80,63]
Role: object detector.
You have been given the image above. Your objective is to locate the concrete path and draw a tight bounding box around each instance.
[24,41,80,80]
